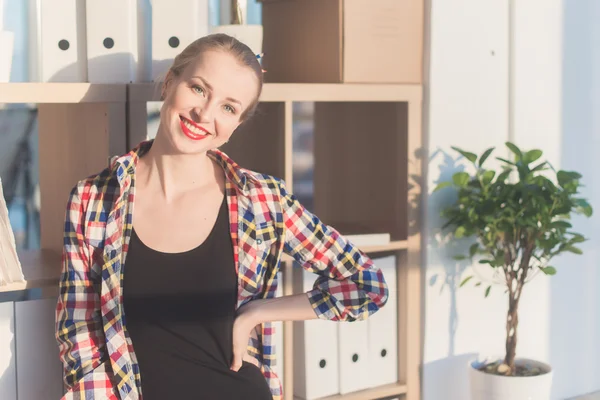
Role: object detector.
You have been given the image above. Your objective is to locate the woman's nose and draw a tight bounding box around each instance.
[192,101,216,123]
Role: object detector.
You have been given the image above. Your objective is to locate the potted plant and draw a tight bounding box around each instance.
[434,142,593,400]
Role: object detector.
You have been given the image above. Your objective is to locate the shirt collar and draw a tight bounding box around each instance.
[110,139,257,193]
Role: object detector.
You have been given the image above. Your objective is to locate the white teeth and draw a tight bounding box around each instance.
[183,119,209,136]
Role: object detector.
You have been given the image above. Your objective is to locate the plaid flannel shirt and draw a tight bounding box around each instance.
[55,139,389,399]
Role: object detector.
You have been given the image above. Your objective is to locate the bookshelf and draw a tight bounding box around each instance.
[0,81,423,400]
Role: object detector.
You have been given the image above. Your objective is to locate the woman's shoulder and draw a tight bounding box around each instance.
[67,165,121,209]
[240,168,286,194]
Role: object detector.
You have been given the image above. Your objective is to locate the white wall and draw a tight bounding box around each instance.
[549,0,600,397]
[424,0,600,399]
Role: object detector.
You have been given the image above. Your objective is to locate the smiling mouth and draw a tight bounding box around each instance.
[179,116,212,140]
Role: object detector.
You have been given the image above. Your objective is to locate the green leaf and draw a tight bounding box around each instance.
[453,255,467,261]
[452,146,478,163]
[550,220,572,229]
[496,169,511,182]
[452,172,470,187]
[482,170,496,185]
[433,181,452,192]
[541,266,557,275]
[475,282,482,287]
[496,157,516,166]
[485,286,492,298]
[530,162,548,173]
[569,234,586,244]
[479,259,493,265]
[566,246,583,255]
[524,149,543,164]
[478,147,495,167]
[505,142,523,160]
[459,275,474,287]
[574,199,593,217]
[469,243,479,257]
[557,170,582,187]
[455,226,467,238]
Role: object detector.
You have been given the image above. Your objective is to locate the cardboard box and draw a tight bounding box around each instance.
[259,0,423,83]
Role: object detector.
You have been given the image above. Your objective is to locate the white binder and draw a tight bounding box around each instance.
[86,0,150,83]
[272,271,284,383]
[0,31,13,83]
[28,0,87,82]
[150,0,209,81]
[338,316,371,394]
[293,267,340,399]
[367,255,398,388]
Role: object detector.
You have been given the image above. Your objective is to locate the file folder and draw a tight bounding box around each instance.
[0,31,13,82]
[86,0,150,83]
[29,0,87,82]
[293,267,340,399]
[151,0,209,81]
[338,314,371,394]
[367,255,398,388]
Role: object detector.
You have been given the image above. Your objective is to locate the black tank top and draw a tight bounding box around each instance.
[122,195,272,400]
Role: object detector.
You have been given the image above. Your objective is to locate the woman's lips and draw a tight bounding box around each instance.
[179,117,210,141]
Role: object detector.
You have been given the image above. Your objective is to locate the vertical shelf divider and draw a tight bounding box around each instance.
[399,97,423,400]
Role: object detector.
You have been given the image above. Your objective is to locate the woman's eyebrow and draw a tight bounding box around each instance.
[191,76,243,107]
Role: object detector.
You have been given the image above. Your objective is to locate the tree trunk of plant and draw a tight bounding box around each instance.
[505,295,519,373]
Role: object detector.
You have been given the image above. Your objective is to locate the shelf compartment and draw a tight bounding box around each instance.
[38,103,127,252]
[313,102,409,242]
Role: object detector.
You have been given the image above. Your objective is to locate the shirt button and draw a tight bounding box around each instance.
[257,239,263,245]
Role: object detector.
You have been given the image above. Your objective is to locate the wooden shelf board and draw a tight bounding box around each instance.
[294,382,408,400]
[0,83,126,103]
[282,240,407,264]
[0,82,420,104]
[0,249,62,293]
[129,83,422,103]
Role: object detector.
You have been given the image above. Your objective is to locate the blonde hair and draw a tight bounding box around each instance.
[163,33,264,121]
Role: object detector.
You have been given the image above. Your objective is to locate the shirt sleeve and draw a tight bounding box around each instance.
[55,183,119,399]
[278,179,389,322]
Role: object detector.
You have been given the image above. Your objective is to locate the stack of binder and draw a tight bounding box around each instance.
[28,0,211,83]
[292,255,398,399]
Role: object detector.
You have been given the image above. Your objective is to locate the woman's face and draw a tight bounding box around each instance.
[159,49,259,154]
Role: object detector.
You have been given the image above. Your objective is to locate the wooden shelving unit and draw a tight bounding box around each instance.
[0,81,423,400]
[297,382,408,400]
[0,250,61,293]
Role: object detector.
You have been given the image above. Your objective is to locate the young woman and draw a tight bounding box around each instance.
[55,34,389,400]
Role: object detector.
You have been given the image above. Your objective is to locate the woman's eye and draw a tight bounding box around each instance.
[224,105,236,114]
[192,85,204,95]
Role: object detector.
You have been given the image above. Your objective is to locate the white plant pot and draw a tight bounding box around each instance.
[469,357,553,400]
[210,24,263,55]
[0,31,14,82]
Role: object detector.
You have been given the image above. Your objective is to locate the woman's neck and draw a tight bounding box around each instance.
[137,135,219,203]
